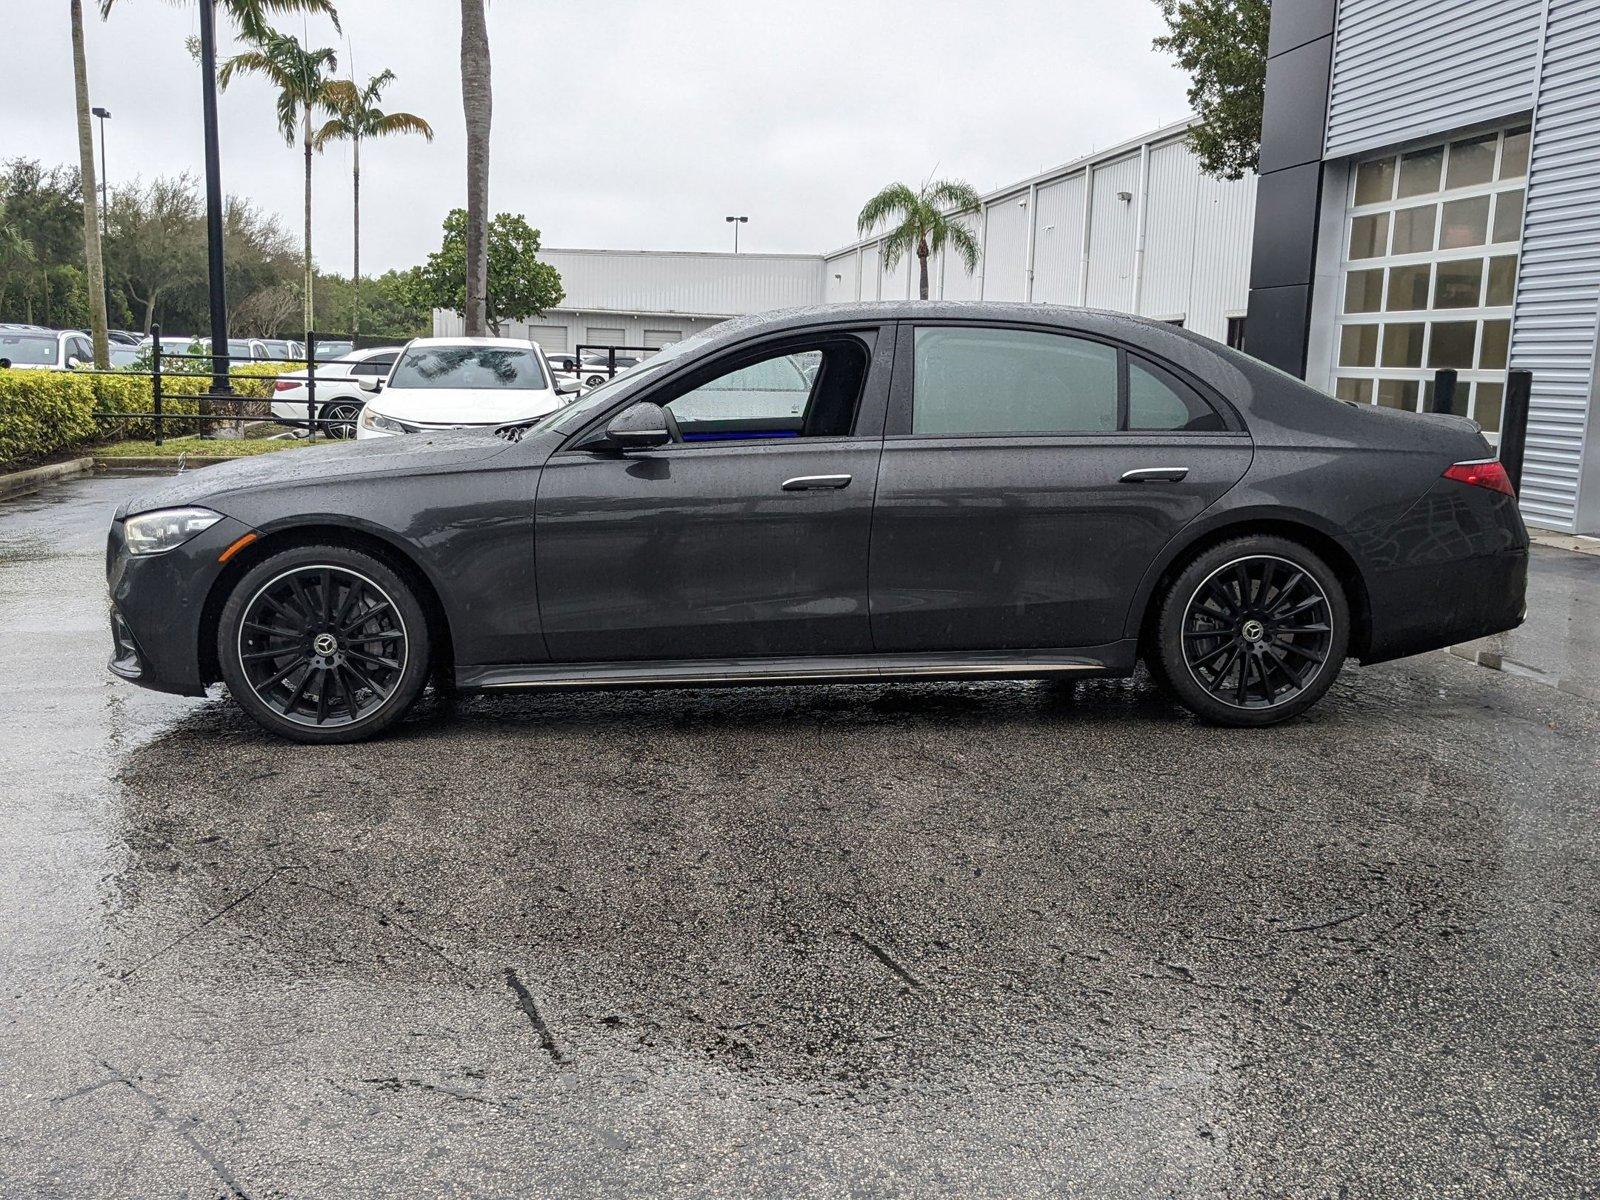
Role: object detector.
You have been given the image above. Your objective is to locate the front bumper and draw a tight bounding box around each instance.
[106,513,256,696]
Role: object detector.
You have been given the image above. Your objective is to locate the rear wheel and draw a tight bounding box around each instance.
[320,400,362,439]
[1153,536,1349,726]
[218,544,431,743]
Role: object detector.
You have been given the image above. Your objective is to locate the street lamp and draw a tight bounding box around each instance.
[91,107,110,240]
[725,215,748,254]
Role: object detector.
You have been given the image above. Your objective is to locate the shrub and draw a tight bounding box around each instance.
[0,370,98,467]
[0,361,303,469]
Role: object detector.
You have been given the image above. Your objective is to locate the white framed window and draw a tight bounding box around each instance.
[1330,124,1529,437]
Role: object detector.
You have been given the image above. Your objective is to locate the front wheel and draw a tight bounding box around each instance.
[217,544,432,743]
[1152,536,1350,727]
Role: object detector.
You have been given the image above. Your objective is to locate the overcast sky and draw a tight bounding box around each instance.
[6,1,1193,274]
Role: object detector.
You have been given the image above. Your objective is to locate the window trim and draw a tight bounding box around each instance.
[885,319,1238,440]
[555,324,890,455]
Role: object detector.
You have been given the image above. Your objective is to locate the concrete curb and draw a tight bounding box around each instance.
[0,457,95,500]
[1529,530,1600,559]
[93,456,240,472]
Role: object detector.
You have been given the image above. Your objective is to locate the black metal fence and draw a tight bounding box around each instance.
[83,326,350,446]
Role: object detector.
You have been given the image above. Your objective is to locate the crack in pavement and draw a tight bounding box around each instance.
[116,865,300,982]
[504,967,570,1063]
[848,929,925,992]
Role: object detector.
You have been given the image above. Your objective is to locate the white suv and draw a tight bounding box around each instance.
[355,337,576,439]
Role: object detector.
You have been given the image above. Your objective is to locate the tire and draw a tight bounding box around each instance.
[320,400,363,439]
[1152,535,1350,727]
[217,544,432,744]
[584,374,606,389]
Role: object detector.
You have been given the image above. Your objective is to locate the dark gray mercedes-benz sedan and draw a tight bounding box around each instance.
[106,302,1528,742]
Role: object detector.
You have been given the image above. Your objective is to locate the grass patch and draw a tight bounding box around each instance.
[95,435,325,459]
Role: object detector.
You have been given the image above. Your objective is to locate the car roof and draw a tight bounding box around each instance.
[405,336,537,348]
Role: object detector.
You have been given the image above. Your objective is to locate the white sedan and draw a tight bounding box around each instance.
[270,345,403,438]
[355,337,577,440]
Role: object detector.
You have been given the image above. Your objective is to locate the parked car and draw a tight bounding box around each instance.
[353,337,574,440]
[103,302,1529,743]
[0,328,93,370]
[257,339,302,362]
[578,353,641,390]
[268,346,403,438]
[107,330,143,347]
[544,352,580,377]
[108,345,143,368]
[309,340,355,362]
[194,337,273,363]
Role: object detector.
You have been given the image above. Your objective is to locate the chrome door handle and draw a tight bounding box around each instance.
[782,474,853,491]
[1120,467,1189,483]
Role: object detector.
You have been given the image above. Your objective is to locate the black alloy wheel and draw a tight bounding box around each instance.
[219,546,431,743]
[320,401,363,439]
[1153,536,1350,727]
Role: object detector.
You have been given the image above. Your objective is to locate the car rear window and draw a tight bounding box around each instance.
[0,334,59,366]
[389,345,548,391]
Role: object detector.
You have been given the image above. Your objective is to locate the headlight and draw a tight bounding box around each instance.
[123,507,223,556]
[359,407,409,434]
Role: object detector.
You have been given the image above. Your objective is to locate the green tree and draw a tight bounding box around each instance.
[313,70,433,339]
[102,175,206,334]
[1153,0,1270,180]
[68,0,110,366]
[0,201,37,319]
[856,179,982,301]
[311,268,430,339]
[0,161,90,328]
[220,30,338,336]
[100,0,339,39]
[460,0,492,336]
[408,210,563,335]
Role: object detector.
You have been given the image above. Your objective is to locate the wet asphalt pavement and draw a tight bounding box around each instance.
[2,473,1598,1199]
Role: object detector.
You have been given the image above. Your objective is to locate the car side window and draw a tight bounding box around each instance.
[70,337,92,362]
[911,327,1118,436]
[1127,355,1226,432]
[660,340,869,441]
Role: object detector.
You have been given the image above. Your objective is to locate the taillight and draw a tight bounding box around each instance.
[273,380,297,392]
[1443,459,1515,496]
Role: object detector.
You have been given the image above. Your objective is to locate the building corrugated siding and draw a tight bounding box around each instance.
[1031,174,1086,304]
[981,191,1032,302]
[1086,156,1143,313]
[540,248,825,317]
[1325,0,1544,158]
[1510,0,1600,532]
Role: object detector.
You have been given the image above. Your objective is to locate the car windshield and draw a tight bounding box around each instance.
[109,347,141,367]
[313,341,353,360]
[389,345,548,391]
[0,334,59,365]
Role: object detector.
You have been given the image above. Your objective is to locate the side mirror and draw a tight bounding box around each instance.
[356,377,382,394]
[556,379,581,398]
[605,401,672,451]
[66,356,82,369]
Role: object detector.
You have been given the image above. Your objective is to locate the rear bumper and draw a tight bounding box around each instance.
[106,514,253,696]
[1362,547,1528,664]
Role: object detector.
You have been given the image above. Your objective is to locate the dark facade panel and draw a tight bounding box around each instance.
[1244,284,1315,376]
[1258,36,1335,174]
[1268,0,1338,57]
[1248,163,1324,291]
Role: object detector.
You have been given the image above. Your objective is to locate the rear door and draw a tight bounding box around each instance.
[869,321,1252,652]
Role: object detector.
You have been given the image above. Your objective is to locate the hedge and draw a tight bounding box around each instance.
[0,362,301,470]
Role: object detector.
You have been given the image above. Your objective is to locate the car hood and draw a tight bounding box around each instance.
[372,386,562,425]
[114,429,514,520]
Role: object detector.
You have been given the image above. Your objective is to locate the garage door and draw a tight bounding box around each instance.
[524,324,568,353]
[585,326,626,350]
[643,329,683,349]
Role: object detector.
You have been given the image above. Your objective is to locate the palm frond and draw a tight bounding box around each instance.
[311,116,348,149]
[370,111,433,141]
[935,220,981,274]
[856,182,921,237]
[361,68,397,106]
[928,179,981,215]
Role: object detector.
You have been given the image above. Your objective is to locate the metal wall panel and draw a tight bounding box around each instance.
[1187,171,1258,342]
[539,248,826,318]
[1325,0,1544,158]
[859,245,880,299]
[823,251,858,303]
[982,192,1032,301]
[1140,141,1201,321]
[878,244,912,300]
[1031,174,1086,304]
[1510,0,1600,533]
[1086,156,1142,312]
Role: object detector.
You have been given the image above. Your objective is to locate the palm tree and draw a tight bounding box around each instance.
[460,0,491,337]
[220,31,338,336]
[99,0,339,39]
[68,0,110,367]
[314,71,432,339]
[856,178,982,300]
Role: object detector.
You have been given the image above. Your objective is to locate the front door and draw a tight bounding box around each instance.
[536,329,890,662]
[870,322,1253,652]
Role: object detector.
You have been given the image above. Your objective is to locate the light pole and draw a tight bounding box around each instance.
[91,106,110,240]
[198,0,230,401]
[725,215,748,253]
